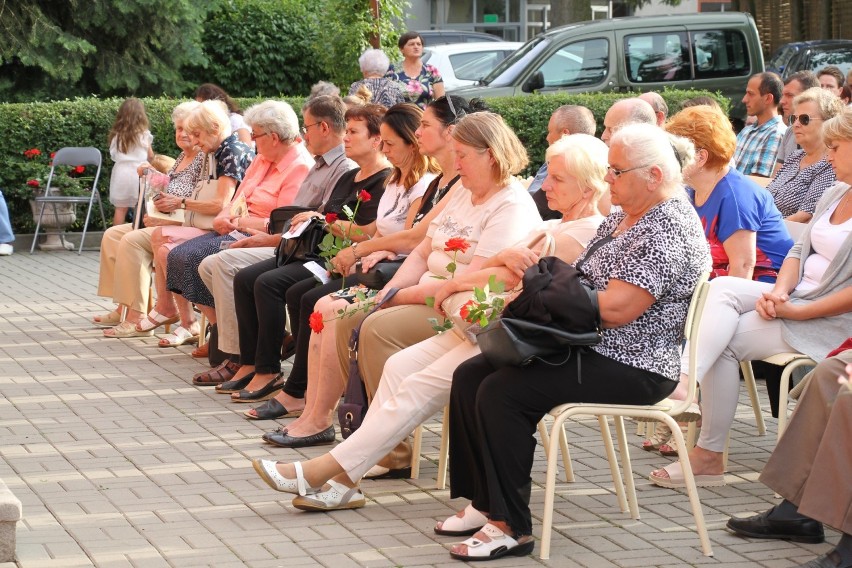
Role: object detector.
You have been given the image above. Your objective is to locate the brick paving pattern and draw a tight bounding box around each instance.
[0,251,837,567]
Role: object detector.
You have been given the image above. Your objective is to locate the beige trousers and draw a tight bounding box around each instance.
[97,223,159,313]
[198,247,276,355]
[334,304,439,470]
[759,350,852,534]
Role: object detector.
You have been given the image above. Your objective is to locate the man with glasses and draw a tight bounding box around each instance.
[774,71,819,176]
[733,72,786,178]
[194,95,356,386]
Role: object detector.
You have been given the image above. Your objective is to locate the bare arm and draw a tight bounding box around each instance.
[433,82,446,99]
[597,279,656,328]
[785,211,813,223]
[772,286,852,321]
[721,229,757,279]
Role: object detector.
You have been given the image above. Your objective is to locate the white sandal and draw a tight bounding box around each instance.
[103,321,153,338]
[449,523,535,561]
[136,310,179,333]
[291,480,366,511]
[251,460,320,496]
[157,325,199,348]
[435,504,488,536]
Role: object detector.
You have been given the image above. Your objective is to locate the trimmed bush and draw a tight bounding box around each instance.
[0,89,726,233]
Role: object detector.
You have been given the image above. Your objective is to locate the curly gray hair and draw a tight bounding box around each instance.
[359,49,391,76]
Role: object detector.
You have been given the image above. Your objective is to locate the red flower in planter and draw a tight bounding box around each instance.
[309,312,325,333]
[27,179,40,188]
[73,166,86,174]
[50,152,56,159]
[24,148,42,159]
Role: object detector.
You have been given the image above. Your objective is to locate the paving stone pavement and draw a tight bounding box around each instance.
[0,251,837,568]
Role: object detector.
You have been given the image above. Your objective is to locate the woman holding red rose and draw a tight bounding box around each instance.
[252,112,543,509]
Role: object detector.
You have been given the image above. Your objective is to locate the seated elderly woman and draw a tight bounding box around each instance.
[250,112,543,509]
[144,100,311,346]
[93,101,205,331]
[766,87,843,222]
[348,49,405,109]
[650,108,852,490]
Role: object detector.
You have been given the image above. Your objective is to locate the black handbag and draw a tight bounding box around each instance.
[477,257,601,369]
[338,288,399,439]
[268,205,311,235]
[274,217,326,267]
[356,259,404,289]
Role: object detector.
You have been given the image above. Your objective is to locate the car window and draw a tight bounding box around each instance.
[625,32,690,83]
[536,38,608,88]
[692,30,751,79]
[808,47,852,79]
[450,51,506,81]
[768,45,797,74]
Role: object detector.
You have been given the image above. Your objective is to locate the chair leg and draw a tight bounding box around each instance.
[598,417,628,514]
[198,313,208,347]
[636,421,647,437]
[777,359,815,441]
[664,415,714,556]
[30,203,46,254]
[740,361,767,436]
[435,405,450,490]
[557,422,573,483]
[410,426,422,479]
[613,416,639,519]
[541,413,571,560]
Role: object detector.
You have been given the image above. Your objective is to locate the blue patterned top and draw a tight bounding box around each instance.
[213,133,254,182]
[385,63,443,108]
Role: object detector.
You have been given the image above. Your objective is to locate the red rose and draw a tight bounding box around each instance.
[444,237,471,254]
[27,179,40,188]
[73,165,85,174]
[325,212,339,224]
[358,190,372,202]
[459,300,476,322]
[309,312,325,333]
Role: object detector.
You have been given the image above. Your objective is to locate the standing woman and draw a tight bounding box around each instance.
[386,31,445,109]
[766,87,842,223]
[107,98,154,225]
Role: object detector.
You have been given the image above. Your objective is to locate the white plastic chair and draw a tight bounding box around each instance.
[740,353,816,441]
[540,276,713,559]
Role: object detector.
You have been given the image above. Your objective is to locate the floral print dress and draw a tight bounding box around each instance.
[385,63,443,108]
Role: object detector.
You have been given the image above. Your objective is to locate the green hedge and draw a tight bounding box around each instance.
[0,89,726,233]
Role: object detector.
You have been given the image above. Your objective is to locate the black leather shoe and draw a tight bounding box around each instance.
[265,425,336,448]
[262,427,287,443]
[215,372,255,394]
[797,551,848,568]
[230,373,284,403]
[727,507,825,544]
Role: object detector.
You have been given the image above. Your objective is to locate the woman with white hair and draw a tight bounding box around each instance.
[443,125,710,561]
[348,49,405,108]
[94,101,206,331]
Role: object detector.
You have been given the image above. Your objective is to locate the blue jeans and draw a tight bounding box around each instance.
[0,190,15,243]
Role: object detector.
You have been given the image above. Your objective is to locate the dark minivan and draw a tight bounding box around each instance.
[451,13,764,122]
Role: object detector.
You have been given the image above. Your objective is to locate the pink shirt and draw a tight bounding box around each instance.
[234,143,314,220]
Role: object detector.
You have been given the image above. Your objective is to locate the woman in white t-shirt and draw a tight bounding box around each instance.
[250,116,608,511]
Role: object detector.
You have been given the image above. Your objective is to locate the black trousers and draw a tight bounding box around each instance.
[448,349,676,537]
[232,257,311,392]
[284,275,373,388]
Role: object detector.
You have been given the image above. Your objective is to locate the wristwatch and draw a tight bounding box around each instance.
[180,198,186,209]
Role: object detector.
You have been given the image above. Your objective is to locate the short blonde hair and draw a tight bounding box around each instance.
[793,87,844,121]
[665,105,736,170]
[545,134,609,202]
[451,112,528,184]
[185,100,232,138]
[171,101,201,127]
[823,107,852,146]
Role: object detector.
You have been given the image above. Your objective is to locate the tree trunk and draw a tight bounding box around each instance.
[550,0,592,27]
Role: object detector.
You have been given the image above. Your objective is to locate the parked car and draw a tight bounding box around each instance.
[423,42,522,90]
[766,40,852,81]
[451,13,764,123]
[417,30,502,46]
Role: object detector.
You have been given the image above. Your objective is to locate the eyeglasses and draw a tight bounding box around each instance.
[250,132,269,141]
[607,164,651,178]
[789,114,822,126]
[300,121,322,135]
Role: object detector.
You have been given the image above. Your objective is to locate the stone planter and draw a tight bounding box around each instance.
[29,197,76,251]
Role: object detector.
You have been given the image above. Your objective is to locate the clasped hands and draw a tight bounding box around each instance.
[756,290,802,320]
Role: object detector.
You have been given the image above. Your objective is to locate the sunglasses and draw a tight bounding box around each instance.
[789,114,823,126]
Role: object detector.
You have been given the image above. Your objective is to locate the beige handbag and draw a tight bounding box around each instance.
[184,154,228,230]
[442,232,556,343]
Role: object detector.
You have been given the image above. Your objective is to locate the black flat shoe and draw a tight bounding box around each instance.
[364,466,412,480]
[726,506,824,543]
[215,372,255,394]
[243,398,303,420]
[262,426,287,443]
[265,425,336,448]
[231,374,284,403]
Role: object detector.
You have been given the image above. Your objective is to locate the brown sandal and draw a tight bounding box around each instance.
[192,360,240,386]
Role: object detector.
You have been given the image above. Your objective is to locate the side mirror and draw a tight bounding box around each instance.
[522,71,545,93]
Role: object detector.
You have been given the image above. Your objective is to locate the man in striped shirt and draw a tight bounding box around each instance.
[733,72,786,178]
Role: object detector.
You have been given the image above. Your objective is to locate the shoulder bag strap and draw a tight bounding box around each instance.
[348,287,400,356]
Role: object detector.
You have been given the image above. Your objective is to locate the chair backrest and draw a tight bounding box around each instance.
[681,274,711,413]
[44,147,103,197]
[783,219,808,243]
